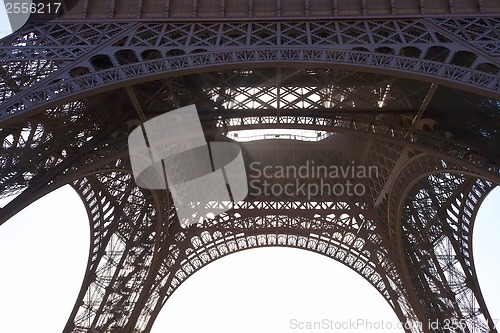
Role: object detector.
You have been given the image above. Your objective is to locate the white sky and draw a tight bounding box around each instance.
[0,5,498,332]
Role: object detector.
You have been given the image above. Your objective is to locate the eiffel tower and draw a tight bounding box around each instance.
[1,0,499,332]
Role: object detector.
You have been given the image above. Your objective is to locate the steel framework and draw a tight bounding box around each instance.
[0,0,499,332]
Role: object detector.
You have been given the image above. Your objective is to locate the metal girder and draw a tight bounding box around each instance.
[405,83,438,138]
[401,175,496,332]
[2,108,499,222]
[48,0,499,19]
[1,18,499,125]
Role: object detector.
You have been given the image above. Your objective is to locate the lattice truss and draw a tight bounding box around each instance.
[402,174,495,332]
[65,165,422,333]
[0,12,499,333]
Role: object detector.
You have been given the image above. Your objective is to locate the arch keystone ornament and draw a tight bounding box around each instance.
[0,1,499,333]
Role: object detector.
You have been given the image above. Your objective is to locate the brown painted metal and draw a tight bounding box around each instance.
[0,1,499,332]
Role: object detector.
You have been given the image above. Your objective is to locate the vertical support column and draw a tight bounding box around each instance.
[401,174,496,332]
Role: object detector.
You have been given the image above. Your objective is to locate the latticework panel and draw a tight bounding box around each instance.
[54,0,500,19]
[67,172,160,332]
[401,174,496,332]
[1,17,499,121]
[68,166,421,333]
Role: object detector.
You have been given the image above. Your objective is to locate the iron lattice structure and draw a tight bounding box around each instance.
[1,0,500,332]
